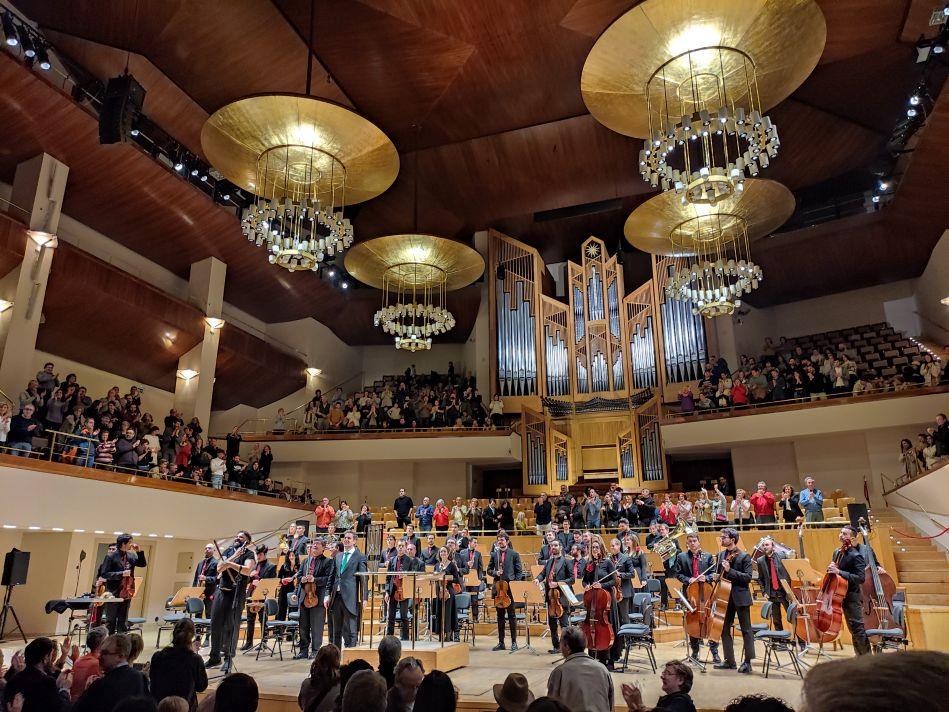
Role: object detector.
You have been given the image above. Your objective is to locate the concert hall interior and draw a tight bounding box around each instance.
[0,1,948,711]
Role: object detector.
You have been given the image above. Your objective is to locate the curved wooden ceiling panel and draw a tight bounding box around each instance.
[215,326,306,410]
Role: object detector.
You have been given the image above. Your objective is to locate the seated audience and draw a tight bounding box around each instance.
[622,660,695,712]
[72,634,148,712]
[384,657,424,712]
[298,645,339,712]
[71,625,107,701]
[413,670,456,712]
[376,636,401,689]
[149,619,208,712]
[2,637,70,712]
[341,670,386,712]
[494,672,534,712]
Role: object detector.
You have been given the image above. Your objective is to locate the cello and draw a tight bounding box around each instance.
[782,519,838,646]
[813,546,848,636]
[700,550,738,643]
[682,560,717,641]
[857,517,898,636]
[581,570,615,651]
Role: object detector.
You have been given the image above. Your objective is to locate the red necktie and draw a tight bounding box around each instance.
[469,552,475,566]
[500,551,506,573]
[769,557,780,591]
[692,554,700,578]
[547,557,556,583]
[396,557,402,572]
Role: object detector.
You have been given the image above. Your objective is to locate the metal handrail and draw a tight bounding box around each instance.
[223,423,514,439]
[0,386,16,407]
[284,370,365,417]
[882,472,947,531]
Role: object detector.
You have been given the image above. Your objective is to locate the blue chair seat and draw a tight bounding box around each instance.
[866,628,903,637]
[288,612,300,621]
[266,620,297,630]
[569,614,585,625]
[193,617,211,626]
[750,623,768,633]
[127,617,146,625]
[755,629,792,640]
[628,613,644,623]
[161,613,188,623]
[618,624,650,636]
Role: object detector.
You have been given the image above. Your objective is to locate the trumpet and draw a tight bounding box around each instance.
[651,521,696,562]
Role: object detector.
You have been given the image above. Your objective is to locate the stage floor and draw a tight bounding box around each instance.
[1,625,830,710]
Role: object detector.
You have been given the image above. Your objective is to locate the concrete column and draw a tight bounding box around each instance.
[0,154,69,399]
[174,257,226,426]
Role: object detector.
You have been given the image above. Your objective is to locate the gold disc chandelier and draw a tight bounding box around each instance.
[345,234,484,351]
[581,0,825,205]
[201,95,399,272]
[625,179,795,317]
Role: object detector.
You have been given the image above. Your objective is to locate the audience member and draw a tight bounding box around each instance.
[622,660,695,712]
[376,636,401,689]
[1,638,70,712]
[547,626,613,712]
[723,695,794,712]
[340,670,386,712]
[298,645,339,712]
[149,619,207,711]
[71,625,107,701]
[413,670,456,712]
[157,697,189,712]
[525,699,571,712]
[384,657,424,712]
[494,672,534,712]
[72,634,148,712]
[197,672,258,712]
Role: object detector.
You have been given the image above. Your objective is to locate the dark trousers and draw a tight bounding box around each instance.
[432,595,457,636]
[768,593,790,631]
[244,606,265,645]
[466,586,482,621]
[203,592,214,618]
[610,597,630,661]
[721,600,755,664]
[396,515,411,528]
[209,589,239,662]
[689,635,719,658]
[547,600,569,648]
[277,587,291,621]
[386,595,410,639]
[757,515,776,524]
[843,595,871,655]
[103,599,130,634]
[330,597,358,649]
[298,603,326,655]
[496,603,517,644]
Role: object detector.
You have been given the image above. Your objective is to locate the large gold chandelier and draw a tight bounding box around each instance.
[625,179,795,318]
[345,234,484,351]
[201,95,399,272]
[581,0,825,206]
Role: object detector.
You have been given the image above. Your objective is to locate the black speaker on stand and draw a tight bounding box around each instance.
[1,548,29,643]
[99,73,146,144]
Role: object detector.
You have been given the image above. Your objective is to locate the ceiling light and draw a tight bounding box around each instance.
[28,525,40,530]
[163,534,174,538]
[907,107,918,118]
[94,530,105,534]
[174,161,184,171]
[177,368,198,381]
[35,43,51,71]
[2,12,18,46]
[52,527,64,531]
[131,532,141,536]
[191,168,199,176]
[199,174,208,182]
[305,367,322,377]
[327,268,336,277]
[878,180,889,191]
[941,296,949,305]
[73,529,85,533]
[341,281,349,289]
[222,192,230,201]
[130,128,140,137]
[204,316,225,330]
[934,44,944,54]
[909,95,921,106]
[2,524,16,529]
[871,195,880,203]
[113,531,123,535]
[28,230,57,247]
[16,25,34,57]
[148,533,157,537]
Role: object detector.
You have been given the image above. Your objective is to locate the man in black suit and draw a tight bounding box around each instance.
[556,520,572,552]
[288,523,310,557]
[294,539,335,659]
[419,534,439,567]
[567,544,586,582]
[674,533,721,664]
[384,539,413,640]
[206,530,255,673]
[756,538,792,634]
[1,637,69,712]
[403,524,421,554]
[538,530,557,564]
[460,537,486,622]
[327,530,368,649]
[72,633,148,712]
[487,534,523,651]
[828,525,870,655]
[535,540,573,654]
[192,543,219,617]
[99,533,147,634]
[713,528,755,674]
[242,544,277,650]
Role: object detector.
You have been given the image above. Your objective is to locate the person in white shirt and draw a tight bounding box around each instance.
[209,450,226,489]
[730,490,752,527]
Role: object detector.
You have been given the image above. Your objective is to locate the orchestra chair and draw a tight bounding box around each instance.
[185,597,212,642]
[617,592,656,674]
[256,598,298,661]
[865,598,909,654]
[155,596,191,648]
[455,592,475,643]
[645,578,668,626]
[754,601,803,679]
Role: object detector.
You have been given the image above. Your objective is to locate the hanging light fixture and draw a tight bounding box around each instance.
[581,0,825,206]
[624,178,794,317]
[345,235,484,351]
[200,1,398,272]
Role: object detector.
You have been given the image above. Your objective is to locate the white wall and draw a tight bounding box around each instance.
[361,344,466,385]
[731,280,919,356]
[915,229,949,344]
[888,463,949,553]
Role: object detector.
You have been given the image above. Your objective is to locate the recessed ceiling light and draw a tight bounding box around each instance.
[164,534,174,538]
[2,524,16,529]
[131,532,141,536]
[94,530,105,534]
[52,527,64,532]
[73,529,85,533]
[28,525,41,530]
[941,296,949,305]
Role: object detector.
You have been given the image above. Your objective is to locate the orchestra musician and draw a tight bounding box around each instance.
[241,544,276,651]
[712,528,756,674]
[756,539,792,636]
[581,535,619,670]
[378,534,397,567]
[534,540,573,654]
[431,546,462,642]
[460,538,485,622]
[419,534,439,567]
[384,540,412,640]
[556,520,572,553]
[404,543,422,572]
[828,525,870,655]
[622,533,648,589]
[568,544,586,582]
[327,530,367,650]
[538,530,558,563]
[192,543,219,618]
[90,543,117,627]
[99,534,147,634]
[287,523,310,557]
[294,539,334,659]
[206,530,255,673]
[276,549,299,622]
[403,524,421,554]
[674,533,721,664]
[610,537,636,665]
[488,534,523,651]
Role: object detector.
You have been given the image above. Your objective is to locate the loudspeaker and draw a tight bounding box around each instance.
[847,503,870,530]
[2,549,30,587]
[99,74,146,144]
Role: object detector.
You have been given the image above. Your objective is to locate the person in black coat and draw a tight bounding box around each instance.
[192,544,218,617]
[534,540,574,653]
[1,638,69,712]
[756,538,793,636]
[459,538,486,622]
[581,536,620,669]
[73,633,148,712]
[431,547,463,641]
[778,485,804,523]
[294,540,335,659]
[829,525,870,655]
[241,545,277,650]
[418,534,439,567]
[712,528,755,673]
[674,534,720,664]
[276,550,299,621]
[100,534,147,634]
[635,489,656,527]
[149,619,207,712]
[384,540,413,640]
[497,500,515,532]
[481,499,499,534]
[487,535,523,651]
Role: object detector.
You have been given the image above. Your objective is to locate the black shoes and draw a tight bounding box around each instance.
[221,660,232,675]
[714,661,737,670]
[548,647,560,654]
[293,652,308,660]
[492,643,506,651]
[239,642,253,651]
[204,658,221,668]
[712,653,722,664]
[737,662,752,674]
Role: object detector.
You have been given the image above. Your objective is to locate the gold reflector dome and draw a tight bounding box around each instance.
[344,234,484,291]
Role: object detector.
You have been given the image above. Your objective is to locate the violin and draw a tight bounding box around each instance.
[393,574,406,602]
[814,545,849,636]
[549,587,564,619]
[301,559,319,609]
[611,554,623,603]
[493,578,512,608]
[857,518,898,637]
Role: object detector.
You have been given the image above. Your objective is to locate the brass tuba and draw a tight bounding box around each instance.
[650,521,696,562]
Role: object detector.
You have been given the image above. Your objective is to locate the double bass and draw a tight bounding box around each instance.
[813,546,848,636]
[699,550,738,643]
[857,518,898,636]
[781,520,838,645]
[581,570,614,651]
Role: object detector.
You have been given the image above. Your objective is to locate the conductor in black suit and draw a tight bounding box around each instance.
[327,530,368,649]
[385,540,412,640]
[756,538,792,633]
[713,528,755,674]
[487,534,522,651]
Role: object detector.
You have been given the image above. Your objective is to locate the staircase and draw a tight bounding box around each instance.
[874,509,949,606]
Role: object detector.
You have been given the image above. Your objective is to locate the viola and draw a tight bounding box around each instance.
[302,578,319,608]
[548,587,564,619]
[393,574,405,602]
[581,584,614,651]
[814,546,849,636]
[119,561,136,601]
[857,519,898,636]
[611,555,624,603]
[493,578,512,608]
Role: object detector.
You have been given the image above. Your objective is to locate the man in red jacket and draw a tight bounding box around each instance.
[749,482,777,524]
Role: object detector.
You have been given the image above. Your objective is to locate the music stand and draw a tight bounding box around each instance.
[508,581,543,655]
[243,578,281,655]
[665,578,704,669]
[170,586,206,608]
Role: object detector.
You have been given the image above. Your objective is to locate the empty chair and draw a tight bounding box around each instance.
[754,601,804,679]
[617,592,656,673]
[865,598,909,654]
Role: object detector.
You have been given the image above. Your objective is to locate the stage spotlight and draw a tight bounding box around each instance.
[174,160,184,171]
[878,180,889,191]
[328,268,336,277]
[2,12,18,46]
[341,281,349,289]
[16,24,34,57]
[35,42,50,70]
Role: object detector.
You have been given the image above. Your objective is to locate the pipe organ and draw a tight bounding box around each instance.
[522,406,574,495]
[637,401,664,483]
[491,234,541,397]
[654,256,707,384]
[624,282,659,390]
[543,297,570,397]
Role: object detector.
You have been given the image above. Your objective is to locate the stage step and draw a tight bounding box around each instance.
[906,593,949,606]
[900,571,949,583]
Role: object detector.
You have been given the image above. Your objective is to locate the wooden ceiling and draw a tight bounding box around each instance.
[6,0,946,326]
